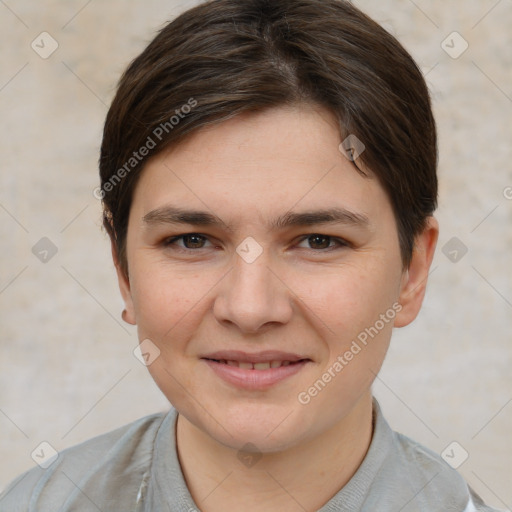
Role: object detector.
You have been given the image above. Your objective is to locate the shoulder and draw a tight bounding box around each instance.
[0,411,170,512]
[390,430,504,512]
[362,401,505,512]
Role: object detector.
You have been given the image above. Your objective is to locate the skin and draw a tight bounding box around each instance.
[114,104,438,511]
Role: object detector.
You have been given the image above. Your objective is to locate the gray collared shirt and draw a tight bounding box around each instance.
[0,399,503,511]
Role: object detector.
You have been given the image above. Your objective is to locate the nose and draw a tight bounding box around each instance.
[213,248,293,334]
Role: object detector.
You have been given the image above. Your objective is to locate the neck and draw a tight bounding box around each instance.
[175,392,374,512]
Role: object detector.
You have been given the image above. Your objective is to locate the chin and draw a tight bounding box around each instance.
[203,402,311,453]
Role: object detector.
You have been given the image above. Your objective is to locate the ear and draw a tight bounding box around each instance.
[394,216,439,328]
[111,239,136,325]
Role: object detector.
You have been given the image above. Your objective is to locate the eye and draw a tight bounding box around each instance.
[164,233,213,250]
[296,234,349,251]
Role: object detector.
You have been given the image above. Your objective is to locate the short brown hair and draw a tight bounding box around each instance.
[99,0,437,277]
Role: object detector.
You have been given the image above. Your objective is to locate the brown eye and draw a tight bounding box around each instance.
[164,233,211,250]
[181,234,207,248]
[307,234,332,249]
[296,234,349,251]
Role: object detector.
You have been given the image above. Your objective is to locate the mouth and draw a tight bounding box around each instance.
[200,350,312,390]
[203,358,309,370]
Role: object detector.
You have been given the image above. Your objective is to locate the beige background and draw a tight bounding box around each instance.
[0,0,511,508]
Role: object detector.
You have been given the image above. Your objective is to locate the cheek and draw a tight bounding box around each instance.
[129,260,204,345]
[294,273,397,414]
[301,258,400,381]
[129,267,209,404]
[299,259,399,332]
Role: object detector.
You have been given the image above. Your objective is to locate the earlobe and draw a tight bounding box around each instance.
[394,216,439,328]
[111,239,136,325]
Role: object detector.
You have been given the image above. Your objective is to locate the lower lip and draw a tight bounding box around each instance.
[202,359,310,390]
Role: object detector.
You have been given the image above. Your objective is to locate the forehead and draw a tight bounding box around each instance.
[130,105,391,228]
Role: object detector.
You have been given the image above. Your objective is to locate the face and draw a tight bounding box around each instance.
[116,104,437,453]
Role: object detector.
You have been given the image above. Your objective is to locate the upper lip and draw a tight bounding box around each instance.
[201,350,310,364]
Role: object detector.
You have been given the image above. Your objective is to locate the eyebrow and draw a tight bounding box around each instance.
[142,205,371,231]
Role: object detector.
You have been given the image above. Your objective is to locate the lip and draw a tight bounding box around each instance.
[201,350,307,364]
[201,350,311,390]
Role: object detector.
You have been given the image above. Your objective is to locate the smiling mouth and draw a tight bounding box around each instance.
[203,358,310,370]
[202,356,312,390]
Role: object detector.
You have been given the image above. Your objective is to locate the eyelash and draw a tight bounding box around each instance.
[162,233,350,253]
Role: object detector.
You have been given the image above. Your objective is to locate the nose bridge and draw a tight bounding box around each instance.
[233,251,274,299]
[213,247,292,332]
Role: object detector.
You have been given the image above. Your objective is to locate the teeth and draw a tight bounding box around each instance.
[218,360,298,369]
[253,362,271,370]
